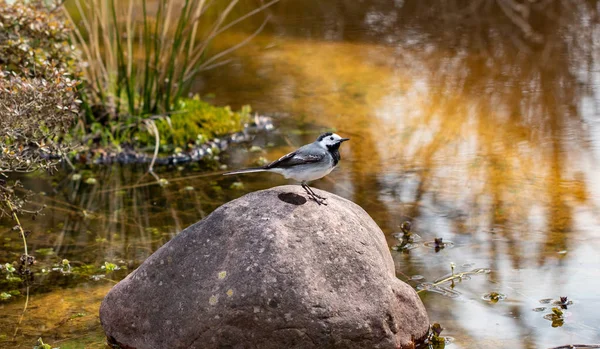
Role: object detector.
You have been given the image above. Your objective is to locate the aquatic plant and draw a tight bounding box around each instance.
[418,323,452,349]
[64,0,278,119]
[429,323,445,345]
[546,307,565,328]
[101,262,119,272]
[391,221,420,252]
[482,291,507,303]
[415,266,491,298]
[33,337,57,349]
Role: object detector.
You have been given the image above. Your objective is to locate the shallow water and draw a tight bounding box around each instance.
[3,1,600,348]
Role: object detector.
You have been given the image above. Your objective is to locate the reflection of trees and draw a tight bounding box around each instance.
[198,2,600,345]
[2,167,220,292]
[346,128,395,236]
[202,0,599,264]
[370,3,597,347]
[252,1,600,344]
[368,1,598,261]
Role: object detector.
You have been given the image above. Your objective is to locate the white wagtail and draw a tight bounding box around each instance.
[224,132,350,205]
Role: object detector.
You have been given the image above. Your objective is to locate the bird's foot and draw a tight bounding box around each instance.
[311,192,327,200]
[302,183,327,205]
[302,184,327,201]
[309,195,327,206]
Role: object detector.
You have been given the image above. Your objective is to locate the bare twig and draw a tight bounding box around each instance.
[6,200,28,256]
[12,286,30,340]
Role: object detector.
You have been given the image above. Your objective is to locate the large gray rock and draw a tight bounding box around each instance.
[100,185,429,349]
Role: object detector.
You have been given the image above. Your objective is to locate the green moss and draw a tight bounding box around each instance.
[138,96,251,149]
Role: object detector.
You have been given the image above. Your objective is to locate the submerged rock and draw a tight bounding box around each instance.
[100,185,429,349]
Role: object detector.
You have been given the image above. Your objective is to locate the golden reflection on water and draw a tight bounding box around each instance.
[1,285,109,348]
[197,2,600,347]
[204,31,594,259]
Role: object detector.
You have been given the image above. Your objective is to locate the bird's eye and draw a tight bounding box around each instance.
[329,137,334,140]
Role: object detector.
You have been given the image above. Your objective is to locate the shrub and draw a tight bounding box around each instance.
[0,0,82,260]
[0,0,81,175]
[0,0,83,80]
[0,70,80,174]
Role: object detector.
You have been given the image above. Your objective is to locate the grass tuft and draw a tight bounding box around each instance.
[63,0,278,121]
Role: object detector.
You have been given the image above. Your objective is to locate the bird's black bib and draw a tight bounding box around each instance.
[327,143,342,166]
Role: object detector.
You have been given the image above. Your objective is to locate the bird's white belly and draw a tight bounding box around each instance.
[270,164,335,182]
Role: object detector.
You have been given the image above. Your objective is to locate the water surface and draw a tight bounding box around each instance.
[2,1,600,348]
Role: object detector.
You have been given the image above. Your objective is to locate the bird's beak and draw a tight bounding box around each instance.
[339,138,350,143]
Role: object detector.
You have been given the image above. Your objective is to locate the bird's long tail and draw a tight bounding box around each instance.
[223,167,267,176]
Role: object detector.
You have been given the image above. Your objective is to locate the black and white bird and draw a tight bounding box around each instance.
[224,132,350,205]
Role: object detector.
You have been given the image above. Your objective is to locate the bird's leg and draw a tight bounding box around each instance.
[301,183,319,204]
[301,183,327,205]
[305,184,326,200]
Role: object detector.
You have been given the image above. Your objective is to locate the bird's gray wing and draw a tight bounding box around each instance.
[265,144,326,169]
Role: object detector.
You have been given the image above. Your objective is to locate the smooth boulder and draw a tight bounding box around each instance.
[100,185,429,349]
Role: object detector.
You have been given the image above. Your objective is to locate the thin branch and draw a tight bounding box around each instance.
[6,200,28,256]
[12,286,30,340]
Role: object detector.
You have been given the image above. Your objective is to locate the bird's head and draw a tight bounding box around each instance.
[316,132,350,150]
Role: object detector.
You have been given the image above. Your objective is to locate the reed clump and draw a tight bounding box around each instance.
[65,0,277,125]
